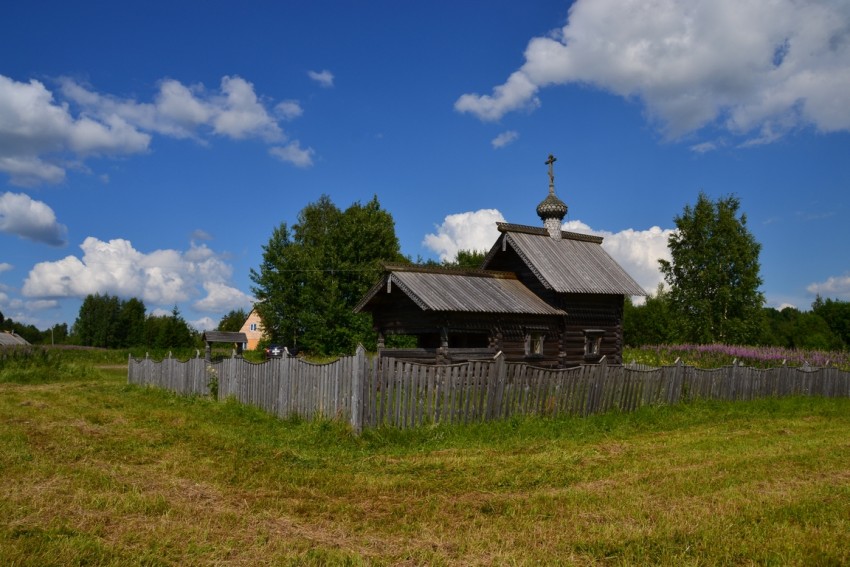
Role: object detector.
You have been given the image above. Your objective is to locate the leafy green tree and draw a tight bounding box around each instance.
[41,323,68,345]
[250,195,405,355]
[144,306,195,349]
[759,306,840,350]
[72,293,122,347]
[119,298,147,347]
[811,296,850,349]
[217,309,248,332]
[445,249,487,269]
[72,294,148,347]
[659,193,764,344]
[623,285,676,346]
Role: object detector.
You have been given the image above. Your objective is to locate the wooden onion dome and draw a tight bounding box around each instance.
[536,154,568,239]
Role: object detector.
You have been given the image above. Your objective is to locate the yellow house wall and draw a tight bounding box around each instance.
[239,309,265,350]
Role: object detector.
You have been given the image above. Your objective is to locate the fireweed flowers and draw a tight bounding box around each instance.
[625,344,849,370]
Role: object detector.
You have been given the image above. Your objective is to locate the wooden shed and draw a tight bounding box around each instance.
[355,154,646,367]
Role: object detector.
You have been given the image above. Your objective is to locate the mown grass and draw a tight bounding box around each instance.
[1,362,849,565]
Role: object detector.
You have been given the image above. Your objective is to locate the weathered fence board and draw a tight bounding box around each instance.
[129,351,850,433]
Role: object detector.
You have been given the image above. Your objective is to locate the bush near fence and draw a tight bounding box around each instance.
[128,348,850,433]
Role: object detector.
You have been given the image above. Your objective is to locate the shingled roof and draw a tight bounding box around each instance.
[355,264,566,316]
[483,223,647,296]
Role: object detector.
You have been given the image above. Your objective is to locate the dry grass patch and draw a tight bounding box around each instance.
[1,368,849,565]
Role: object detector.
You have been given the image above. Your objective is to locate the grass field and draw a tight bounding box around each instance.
[1,362,849,565]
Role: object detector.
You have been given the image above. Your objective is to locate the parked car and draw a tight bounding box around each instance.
[264,344,285,359]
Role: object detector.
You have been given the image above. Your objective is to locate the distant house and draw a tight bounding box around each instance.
[355,155,646,367]
[239,309,265,350]
[0,331,31,347]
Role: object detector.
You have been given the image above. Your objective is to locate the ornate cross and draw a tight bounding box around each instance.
[545,154,557,191]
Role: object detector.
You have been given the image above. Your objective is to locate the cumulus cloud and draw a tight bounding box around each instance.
[807,273,850,299]
[307,69,334,88]
[0,262,12,273]
[491,130,519,148]
[194,281,254,313]
[456,0,850,143]
[189,316,217,332]
[269,141,315,167]
[275,100,303,120]
[0,73,311,186]
[422,209,506,262]
[21,237,244,308]
[423,208,672,292]
[0,192,68,246]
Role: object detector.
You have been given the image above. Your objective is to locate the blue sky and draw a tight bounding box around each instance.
[2,0,850,332]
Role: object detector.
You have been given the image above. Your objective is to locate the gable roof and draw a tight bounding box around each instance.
[0,331,30,346]
[202,331,248,344]
[356,264,566,316]
[483,223,647,296]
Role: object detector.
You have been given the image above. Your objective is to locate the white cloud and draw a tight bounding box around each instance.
[456,0,850,142]
[307,69,334,88]
[491,130,519,148]
[0,192,68,246]
[21,237,242,308]
[189,316,217,332]
[190,229,214,241]
[193,281,254,313]
[0,75,151,185]
[807,273,850,299]
[269,141,315,168]
[1,73,310,186]
[422,209,506,262]
[25,299,59,310]
[690,141,718,154]
[212,76,283,141]
[275,100,303,120]
[0,262,12,273]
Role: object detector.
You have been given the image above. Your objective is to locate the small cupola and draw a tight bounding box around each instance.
[536,154,568,240]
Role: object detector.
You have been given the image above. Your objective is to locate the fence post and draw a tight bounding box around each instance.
[486,351,506,421]
[351,344,365,434]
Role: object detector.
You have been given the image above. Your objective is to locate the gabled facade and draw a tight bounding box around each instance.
[239,308,265,350]
[356,155,646,367]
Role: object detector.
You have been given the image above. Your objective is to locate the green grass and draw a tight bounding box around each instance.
[1,362,849,565]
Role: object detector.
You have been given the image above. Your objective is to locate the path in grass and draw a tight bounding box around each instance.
[1,369,849,565]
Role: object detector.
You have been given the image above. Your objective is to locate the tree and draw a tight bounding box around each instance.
[659,193,764,344]
[72,293,122,347]
[811,296,850,349]
[72,294,147,348]
[217,309,248,332]
[759,306,841,351]
[445,249,487,269]
[250,195,405,355]
[623,285,676,346]
[144,306,195,349]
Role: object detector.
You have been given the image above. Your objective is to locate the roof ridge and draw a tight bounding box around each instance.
[382,262,517,279]
[495,222,604,244]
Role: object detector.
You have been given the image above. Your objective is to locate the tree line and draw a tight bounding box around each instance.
[8,193,849,354]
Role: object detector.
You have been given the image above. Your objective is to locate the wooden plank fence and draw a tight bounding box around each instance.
[128,348,850,433]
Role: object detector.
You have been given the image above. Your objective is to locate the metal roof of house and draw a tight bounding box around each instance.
[356,264,566,316]
[484,223,647,296]
[0,331,30,346]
